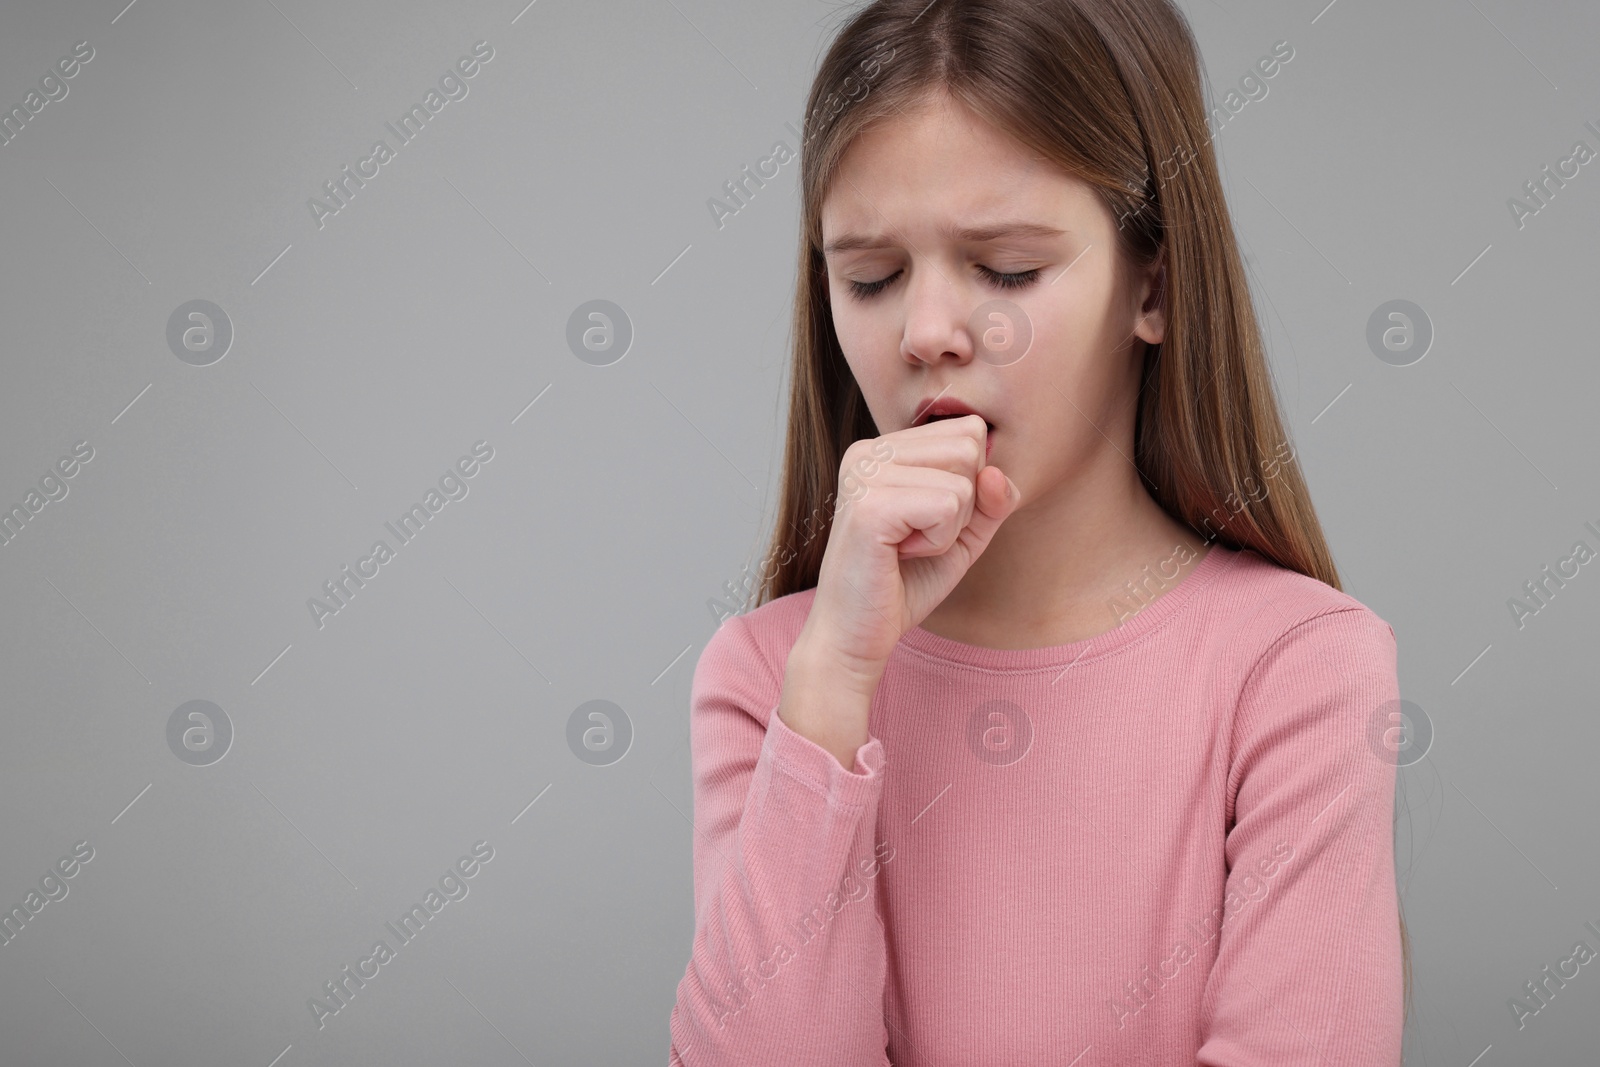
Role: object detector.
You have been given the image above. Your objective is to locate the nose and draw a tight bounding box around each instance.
[900,261,976,367]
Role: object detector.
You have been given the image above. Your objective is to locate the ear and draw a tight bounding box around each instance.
[1134,254,1166,346]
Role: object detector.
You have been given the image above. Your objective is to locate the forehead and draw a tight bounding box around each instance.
[820,93,1096,240]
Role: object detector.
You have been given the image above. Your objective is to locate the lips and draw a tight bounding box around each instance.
[912,396,995,430]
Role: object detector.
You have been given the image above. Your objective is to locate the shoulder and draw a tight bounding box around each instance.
[1196,548,1399,753]
[701,586,817,674]
[1204,546,1397,671]
[1204,550,1400,776]
[693,587,819,727]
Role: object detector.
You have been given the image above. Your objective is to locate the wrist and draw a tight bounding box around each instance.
[789,624,886,699]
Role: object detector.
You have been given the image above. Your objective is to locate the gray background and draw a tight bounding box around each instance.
[0,0,1596,1063]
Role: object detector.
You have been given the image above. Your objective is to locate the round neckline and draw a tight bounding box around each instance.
[895,542,1239,671]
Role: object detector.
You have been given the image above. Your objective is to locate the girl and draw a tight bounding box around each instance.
[670,1,1407,1063]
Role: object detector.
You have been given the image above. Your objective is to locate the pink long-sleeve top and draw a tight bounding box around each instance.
[668,543,1404,1066]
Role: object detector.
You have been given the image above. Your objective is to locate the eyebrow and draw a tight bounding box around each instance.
[822,220,1069,255]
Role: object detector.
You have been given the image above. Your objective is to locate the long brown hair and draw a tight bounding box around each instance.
[742,0,1410,1018]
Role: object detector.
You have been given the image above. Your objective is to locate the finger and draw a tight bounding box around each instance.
[902,466,1020,561]
[949,466,1020,559]
[838,460,979,533]
[853,479,978,559]
[868,415,989,480]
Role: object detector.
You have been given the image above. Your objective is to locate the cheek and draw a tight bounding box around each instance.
[832,300,889,369]
[830,303,890,401]
[1030,300,1123,391]
[1009,309,1118,439]
[1017,307,1084,389]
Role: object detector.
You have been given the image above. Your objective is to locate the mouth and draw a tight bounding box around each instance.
[912,397,995,432]
[922,412,996,431]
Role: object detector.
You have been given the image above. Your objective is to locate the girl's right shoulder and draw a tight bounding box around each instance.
[693,587,820,712]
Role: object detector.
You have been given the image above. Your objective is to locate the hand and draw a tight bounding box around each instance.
[798,414,1023,692]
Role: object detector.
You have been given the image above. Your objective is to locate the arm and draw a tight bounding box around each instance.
[667,612,894,1066]
[1196,607,1405,1066]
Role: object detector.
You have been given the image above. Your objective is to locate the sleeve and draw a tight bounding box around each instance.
[667,611,894,1067]
[1196,607,1404,1067]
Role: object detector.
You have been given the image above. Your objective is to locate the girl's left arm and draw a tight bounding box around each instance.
[1196,606,1405,1067]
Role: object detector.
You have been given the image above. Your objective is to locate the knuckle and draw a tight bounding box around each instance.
[839,441,864,472]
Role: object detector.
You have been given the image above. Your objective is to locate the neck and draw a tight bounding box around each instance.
[919,447,1210,649]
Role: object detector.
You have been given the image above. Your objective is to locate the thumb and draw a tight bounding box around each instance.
[989,467,1022,516]
[1002,472,1021,509]
[959,466,1021,551]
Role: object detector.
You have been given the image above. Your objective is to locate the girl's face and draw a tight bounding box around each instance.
[819,90,1165,505]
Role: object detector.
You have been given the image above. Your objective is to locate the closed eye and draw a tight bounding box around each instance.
[845,264,1043,300]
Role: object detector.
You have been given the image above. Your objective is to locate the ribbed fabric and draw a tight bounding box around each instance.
[668,544,1404,1066]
